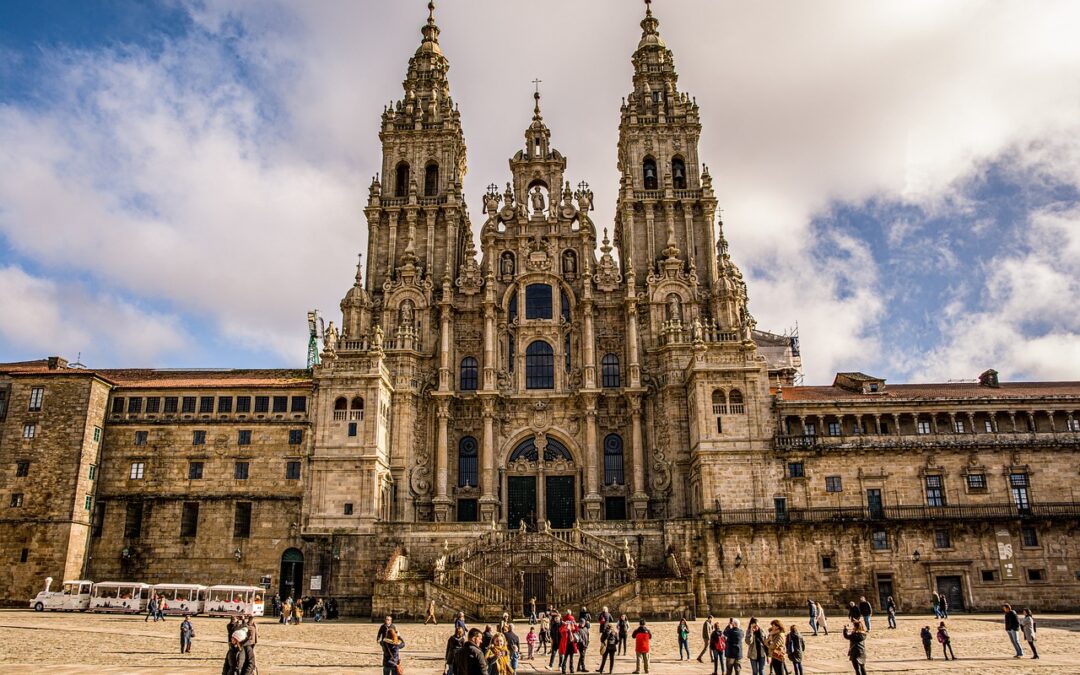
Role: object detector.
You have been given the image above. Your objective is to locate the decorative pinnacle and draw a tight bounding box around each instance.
[533,91,542,120]
[427,1,436,25]
[355,252,364,284]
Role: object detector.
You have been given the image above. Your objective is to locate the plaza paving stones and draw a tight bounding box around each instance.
[0,610,1077,674]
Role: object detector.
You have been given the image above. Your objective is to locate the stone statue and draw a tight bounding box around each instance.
[691,317,702,342]
[501,252,515,277]
[399,300,414,327]
[323,321,338,353]
[667,294,682,324]
[372,324,384,350]
[530,186,546,213]
[563,250,577,274]
[623,537,636,570]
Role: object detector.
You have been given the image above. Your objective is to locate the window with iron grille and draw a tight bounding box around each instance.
[289,430,303,445]
[233,502,252,539]
[164,396,178,413]
[926,475,946,506]
[128,397,142,414]
[234,461,249,480]
[457,498,478,522]
[966,474,986,491]
[458,437,478,487]
[601,353,620,388]
[285,461,301,480]
[603,434,624,485]
[459,357,478,391]
[525,284,553,320]
[28,387,43,411]
[291,396,307,412]
[236,396,251,413]
[192,430,206,446]
[254,396,269,413]
[871,530,889,550]
[934,529,951,549]
[145,397,160,413]
[180,502,199,538]
[199,396,214,413]
[825,475,842,493]
[238,430,252,445]
[273,396,288,413]
[189,461,204,480]
[124,502,143,539]
[218,396,233,413]
[525,341,554,389]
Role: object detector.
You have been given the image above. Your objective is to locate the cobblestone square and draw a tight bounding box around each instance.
[1,610,1077,674]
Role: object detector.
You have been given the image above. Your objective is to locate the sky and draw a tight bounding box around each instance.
[1,0,1079,385]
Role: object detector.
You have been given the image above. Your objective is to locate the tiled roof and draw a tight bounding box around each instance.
[0,361,311,388]
[783,381,1080,402]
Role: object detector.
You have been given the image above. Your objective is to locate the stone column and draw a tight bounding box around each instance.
[438,292,452,391]
[626,293,641,386]
[536,435,548,526]
[582,297,596,388]
[629,395,649,519]
[480,397,498,522]
[433,399,452,521]
[583,399,601,520]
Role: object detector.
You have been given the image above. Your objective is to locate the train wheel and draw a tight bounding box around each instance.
[35,602,44,611]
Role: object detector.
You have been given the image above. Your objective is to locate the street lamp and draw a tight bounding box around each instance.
[734,552,743,568]
[912,549,921,563]
[234,547,243,562]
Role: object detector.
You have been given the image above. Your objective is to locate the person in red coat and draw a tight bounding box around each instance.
[559,611,579,674]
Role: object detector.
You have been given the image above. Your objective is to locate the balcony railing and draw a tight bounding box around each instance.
[707,502,1080,526]
[773,432,1080,451]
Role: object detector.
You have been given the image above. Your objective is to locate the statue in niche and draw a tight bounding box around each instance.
[530,186,546,214]
[562,250,577,275]
[399,300,414,327]
[500,251,516,277]
[667,294,683,324]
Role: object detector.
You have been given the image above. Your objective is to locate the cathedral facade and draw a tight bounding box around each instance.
[2,3,1079,618]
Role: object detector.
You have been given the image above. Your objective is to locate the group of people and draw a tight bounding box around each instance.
[222,614,260,674]
[144,593,168,622]
[272,594,338,624]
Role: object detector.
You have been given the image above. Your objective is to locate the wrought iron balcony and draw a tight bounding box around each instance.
[707,502,1080,526]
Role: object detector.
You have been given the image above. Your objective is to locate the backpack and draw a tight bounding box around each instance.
[711,633,726,652]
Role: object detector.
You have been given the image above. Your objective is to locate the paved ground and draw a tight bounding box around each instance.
[0,610,1076,674]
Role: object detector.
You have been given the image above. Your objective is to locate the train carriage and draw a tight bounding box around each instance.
[151,583,208,615]
[89,581,151,613]
[205,585,264,617]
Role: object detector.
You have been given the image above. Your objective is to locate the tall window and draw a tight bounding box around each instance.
[28,387,43,411]
[458,437,478,487]
[180,502,199,538]
[564,333,571,372]
[199,396,214,413]
[182,396,196,413]
[234,461,249,480]
[643,157,658,190]
[525,341,555,389]
[273,396,288,413]
[601,354,621,388]
[508,293,518,323]
[233,502,252,539]
[1010,473,1030,510]
[525,284,553,319]
[460,357,479,391]
[286,461,301,480]
[128,397,142,414]
[729,389,745,413]
[164,396,179,413]
[395,161,410,197]
[254,396,269,413]
[130,462,145,480]
[603,434,624,485]
[672,157,687,189]
[124,502,143,539]
[560,290,570,322]
[218,396,232,413]
[926,475,946,507]
[424,162,439,196]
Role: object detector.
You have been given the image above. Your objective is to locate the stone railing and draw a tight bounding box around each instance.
[707,502,1080,526]
[773,431,1080,452]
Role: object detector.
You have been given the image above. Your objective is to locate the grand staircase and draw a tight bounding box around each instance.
[433,525,636,617]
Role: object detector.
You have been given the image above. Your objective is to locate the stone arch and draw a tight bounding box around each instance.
[499,429,581,468]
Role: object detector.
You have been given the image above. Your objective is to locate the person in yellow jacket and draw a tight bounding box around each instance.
[485,632,513,675]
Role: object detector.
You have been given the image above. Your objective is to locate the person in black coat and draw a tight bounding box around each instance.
[453,628,487,675]
[843,621,868,675]
[723,618,744,675]
[381,628,405,675]
[377,615,398,643]
[222,628,256,675]
[858,596,874,631]
[445,626,466,675]
[599,621,619,673]
[548,615,563,668]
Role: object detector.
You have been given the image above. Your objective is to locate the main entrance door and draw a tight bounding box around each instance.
[876,574,894,610]
[546,475,576,529]
[279,548,303,602]
[936,575,965,611]
[508,476,537,529]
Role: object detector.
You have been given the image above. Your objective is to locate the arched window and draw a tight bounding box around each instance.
[334,397,348,411]
[460,357,478,391]
[526,284,553,320]
[601,354,620,388]
[672,157,687,190]
[508,293,518,323]
[351,396,364,410]
[424,162,439,196]
[394,162,410,197]
[457,436,478,487]
[511,436,572,462]
[729,389,744,413]
[525,341,555,389]
[711,389,726,415]
[564,333,571,373]
[643,157,658,190]
[603,434,624,485]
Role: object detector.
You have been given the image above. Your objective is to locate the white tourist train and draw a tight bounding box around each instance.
[151,583,209,615]
[204,585,265,617]
[89,581,152,613]
[30,577,93,612]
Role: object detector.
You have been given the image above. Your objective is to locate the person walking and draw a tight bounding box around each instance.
[1022,608,1039,660]
[575,620,590,673]
[886,596,897,629]
[723,618,744,675]
[145,594,158,622]
[786,625,805,675]
[936,621,955,660]
[709,621,726,675]
[931,593,942,619]
[548,613,563,670]
[454,628,488,675]
[425,599,438,625]
[858,596,873,631]
[377,615,398,643]
[242,614,258,649]
[381,627,405,675]
[744,618,767,675]
[157,597,167,621]
[291,599,302,625]
[843,620,867,675]
[559,612,579,674]
[539,613,549,655]
[486,632,513,675]
[807,600,818,636]
[446,626,466,675]
[617,614,630,656]
[764,620,787,675]
[313,598,325,622]
[677,618,691,660]
[327,596,339,620]
[846,602,861,625]
[631,619,651,674]
[599,620,619,673]
[1004,604,1024,658]
[222,627,255,675]
[179,615,194,654]
[526,626,537,660]
[920,626,933,659]
[530,597,538,625]
[939,593,949,619]
[697,615,714,662]
[815,603,829,636]
[504,622,521,673]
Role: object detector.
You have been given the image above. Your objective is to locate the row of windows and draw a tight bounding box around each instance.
[787,466,1031,507]
[128,460,301,481]
[796,417,1080,436]
[106,501,257,540]
[131,429,303,447]
[11,461,97,481]
[112,395,307,416]
[642,156,688,191]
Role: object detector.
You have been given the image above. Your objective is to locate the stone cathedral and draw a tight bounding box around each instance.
[2,3,1079,618]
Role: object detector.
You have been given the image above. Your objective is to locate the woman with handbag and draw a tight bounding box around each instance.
[381,627,406,675]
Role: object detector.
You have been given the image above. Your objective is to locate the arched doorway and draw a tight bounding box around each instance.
[279,548,303,602]
[505,436,576,530]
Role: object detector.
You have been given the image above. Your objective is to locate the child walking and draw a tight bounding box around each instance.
[527,626,538,660]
